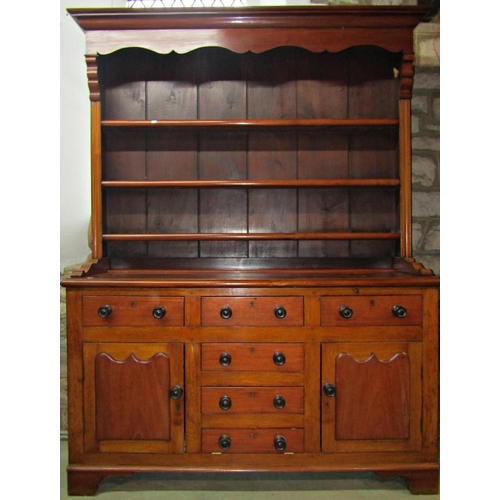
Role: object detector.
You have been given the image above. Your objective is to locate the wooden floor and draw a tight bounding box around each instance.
[60,441,440,499]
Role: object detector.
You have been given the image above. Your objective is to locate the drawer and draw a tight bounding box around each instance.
[321,295,422,326]
[202,428,304,453]
[201,296,303,327]
[201,343,304,372]
[202,387,304,414]
[82,296,184,326]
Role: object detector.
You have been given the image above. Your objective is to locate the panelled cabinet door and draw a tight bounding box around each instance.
[321,342,422,453]
[83,343,184,454]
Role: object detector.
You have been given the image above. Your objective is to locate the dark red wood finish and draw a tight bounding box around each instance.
[63,6,439,496]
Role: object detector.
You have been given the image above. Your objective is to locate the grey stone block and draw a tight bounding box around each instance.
[60,407,68,432]
[412,191,440,217]
[432,96,440,121]
[412,136,440,152]
[411,115,420,134]
[412,155,436,187]
[423,222,440,251]
[414,71,440,90]
[412,221,423,249]
[411,95,428,114]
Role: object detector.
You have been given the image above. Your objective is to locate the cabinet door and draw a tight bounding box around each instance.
[83,343,184,454]
[321,342,422,453]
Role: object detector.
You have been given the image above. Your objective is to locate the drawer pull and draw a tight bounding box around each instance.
[273,352,286,366]
[169,385,183,400]
[219,352,232,367]
[97,305,112,318]
[323,383,336,397]
[273,395,286,409]
[219,395,232,410]
[220,306,233,320]
[219,434,231,450]
[274,306,287,319]
[274,434,286,452]
[152,306,166,319]
[392,305,407,318]
[339,305,353,319]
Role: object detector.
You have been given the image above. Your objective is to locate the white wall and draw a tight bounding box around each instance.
[59,0,304,273]
[59,0,313,272]
[60,0,126,272]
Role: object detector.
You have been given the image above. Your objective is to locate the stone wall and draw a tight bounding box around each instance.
[411,67,440,275]
[59,4,440,434]
[411,8,440,276]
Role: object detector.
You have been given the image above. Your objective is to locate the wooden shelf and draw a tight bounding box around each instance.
[102,232,401,242]
[101,179,400,188]
[101,119,399,129]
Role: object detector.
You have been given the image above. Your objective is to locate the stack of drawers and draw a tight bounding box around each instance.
[200,296,305,454]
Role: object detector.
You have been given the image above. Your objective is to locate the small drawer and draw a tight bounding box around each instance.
[201,343,304,372]
[82,296,184,326]
[202,387,304,414]
[202,428,304,453]
[321,295,422,326]
[201,296,303,327]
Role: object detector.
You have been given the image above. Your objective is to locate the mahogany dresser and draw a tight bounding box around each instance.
[62,6,440,496]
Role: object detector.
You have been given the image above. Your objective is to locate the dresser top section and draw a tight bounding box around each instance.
[68,6,433,55]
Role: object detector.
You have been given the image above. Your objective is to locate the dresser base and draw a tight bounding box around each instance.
[67,463,439,496]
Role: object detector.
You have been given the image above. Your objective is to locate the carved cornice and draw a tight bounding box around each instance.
[69,7,428,56]
[85,55,100,101]
[68,6,432,31]
[400,53,415,99]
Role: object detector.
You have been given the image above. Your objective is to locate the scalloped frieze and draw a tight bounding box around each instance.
[96,351,169,365]
[86,28,414,57]
[337,351,408,364]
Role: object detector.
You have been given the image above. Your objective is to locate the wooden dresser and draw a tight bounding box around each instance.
[62,6,440,495]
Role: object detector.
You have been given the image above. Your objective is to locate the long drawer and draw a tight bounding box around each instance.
[201,343,304,372]
[202,387,304,414]
[201,296,303,327]
[82,296,184,326]
[202,428,304,453]
[321,295,423,326]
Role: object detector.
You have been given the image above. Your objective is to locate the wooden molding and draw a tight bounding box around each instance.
[69,7,428,56]
[400,53,415,99]
[85,55,100,101]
